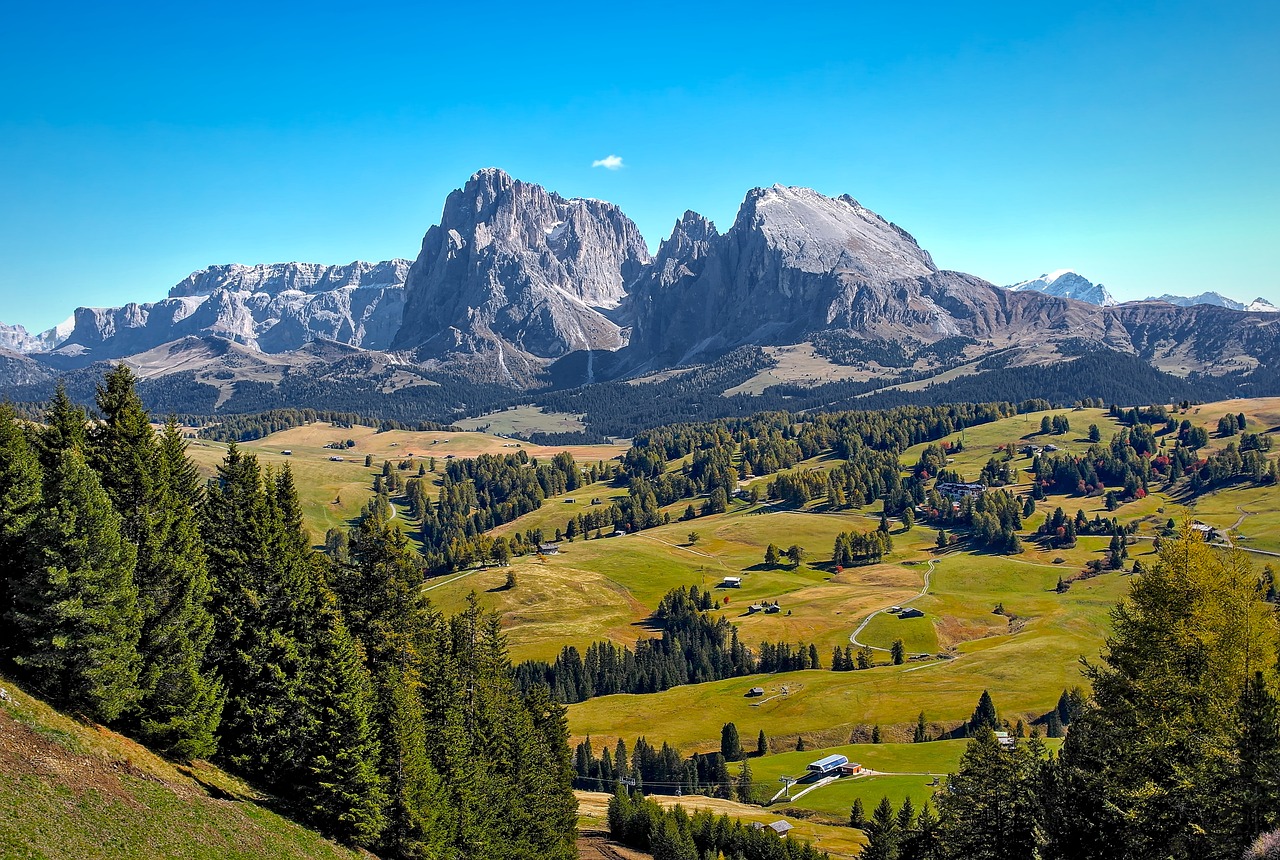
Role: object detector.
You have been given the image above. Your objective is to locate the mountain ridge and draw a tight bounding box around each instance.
[3,169,1279,409]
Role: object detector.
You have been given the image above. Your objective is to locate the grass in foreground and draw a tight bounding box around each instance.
[0,676,364,860]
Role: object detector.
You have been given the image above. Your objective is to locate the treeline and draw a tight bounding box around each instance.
[852,528,1280,860]
[514,585,827,705]
[514,586,756,703]
[574,734,753,801]
[608,790,828,860]
[414,449,582,571]
[0,367,577,859]
[195,407,455,442]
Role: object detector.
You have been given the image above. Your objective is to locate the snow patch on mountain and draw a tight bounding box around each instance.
[1145,291,1279,313]
[1006,270,1117,307]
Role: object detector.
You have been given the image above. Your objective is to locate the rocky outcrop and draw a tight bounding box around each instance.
[0,320,72,353]
[43,260,409,365]
[1006,270,1118,307]
[627,184,1100,363]
[0,323,43,353]
[392,168,651,372]
[7,170,1278,395]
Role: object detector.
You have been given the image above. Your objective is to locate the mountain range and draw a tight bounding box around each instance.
[3,169,1279,418]
[1005,270,1278,314]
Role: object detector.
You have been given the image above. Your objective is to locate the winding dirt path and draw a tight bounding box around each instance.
[849,556,941,652]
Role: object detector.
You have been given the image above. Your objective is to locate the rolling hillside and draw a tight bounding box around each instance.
[0,676,367,860]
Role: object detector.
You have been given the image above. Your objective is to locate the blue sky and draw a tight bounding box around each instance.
[2,1,1277,330]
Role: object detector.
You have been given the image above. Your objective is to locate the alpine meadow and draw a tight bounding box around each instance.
[4,4,1280,858]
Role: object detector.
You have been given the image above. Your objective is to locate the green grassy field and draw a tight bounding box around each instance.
[565,545,1127,752]
[184,421,628,544]
[454,405,589,436]
[746,738,1063,821]
[424,399,1279,752]
[0,676,363,860]
[576,790,869,858]
[431,504,929,662]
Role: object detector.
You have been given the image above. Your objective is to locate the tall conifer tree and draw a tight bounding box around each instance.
[297,605,387,847]
[11,445,141,721]
[89,366,223,758]
[0,405,42,664]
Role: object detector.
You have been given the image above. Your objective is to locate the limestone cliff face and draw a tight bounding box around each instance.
[44,260,409,364]
[392,168,651,369]
[627,185,1099,363]
[8,170,1279,392]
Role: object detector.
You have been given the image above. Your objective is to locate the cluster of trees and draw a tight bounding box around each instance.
[608,790,828,860]
[764,543,806,567]
[514,586,755,703]
[832,528,894,566]
[757,641,822,673]
[855,528,1280,859]
[809,333,976,369]
[831,643,879,671]
[572,732,767,801]
[1036,507,1129,550]
[0,368,577,859]
[1218,411,1248,437]
[927,489,1024,554]
[1038,414,1071,435]
[1190,441,1278,493]
[414,450,581,571]
[195,408,453,443]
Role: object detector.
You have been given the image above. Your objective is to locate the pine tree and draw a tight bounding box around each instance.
[135,420,223,759]
[202,447,319,785]
[863,795,900,860]
[377,663,451,858]
[1234,671,1280,847]
[34,382,87,471]
[721,721,743,762]
[850,797,867,829]
[1044,526,1280,859]
[968,690,998,734]
[935,728,1043,859]
[297,605,387,846]
[891,639,906,665]
[11,446,141,721]
[0,405,42,664]
[914,712,927,743]
[757,729,768,757]
[735,758,754,804]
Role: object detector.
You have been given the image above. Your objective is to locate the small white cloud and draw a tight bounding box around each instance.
[592,155,624,170]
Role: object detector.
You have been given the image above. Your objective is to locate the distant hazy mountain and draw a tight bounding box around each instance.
[26,260,409,366]
[1005,270,1117,307]
[0,318,74,353]
[1146,291,1279,313]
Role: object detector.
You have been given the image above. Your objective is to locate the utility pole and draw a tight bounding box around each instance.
[778,775,797,800]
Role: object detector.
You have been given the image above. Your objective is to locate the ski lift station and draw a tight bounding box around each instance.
[806,754,849,775]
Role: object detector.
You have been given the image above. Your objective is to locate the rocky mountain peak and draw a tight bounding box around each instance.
[392,169,652,366]
[1007,270,1117,307]
[168,259,410,299]
[655,211,718,264]
[1145,291,1279,313]
[733,184,936,277]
